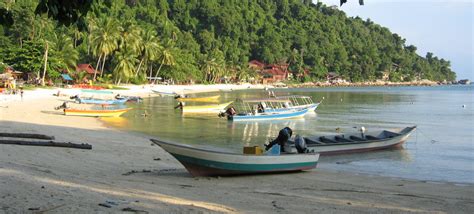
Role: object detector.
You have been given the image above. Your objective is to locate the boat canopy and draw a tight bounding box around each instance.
[81,89,114,94]
[239,98,291,103]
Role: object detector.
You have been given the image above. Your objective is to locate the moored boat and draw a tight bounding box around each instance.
[222,98,310,121]
[287,126,417,155]
[150,139,319,177]
[63,107,132,117]
[181,101,233,113]
[176,95,220,102]
[151,89,177,96]
[228,108,308,121]
[76,97,128,105]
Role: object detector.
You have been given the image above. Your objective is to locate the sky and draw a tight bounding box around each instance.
[317,0,473,80]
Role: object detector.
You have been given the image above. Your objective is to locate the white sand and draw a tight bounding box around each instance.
[0,87,473,213]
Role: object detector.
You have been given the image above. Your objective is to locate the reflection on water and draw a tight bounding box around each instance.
[108,85,474,184]
[320,148,412,164]
[100,117,129,128]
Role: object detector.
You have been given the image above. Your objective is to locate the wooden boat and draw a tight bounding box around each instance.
[80,89,114,94]
[181,101,233,113]
[176,95,220,102]
[77,97,128,105]
[229,108,308,121]
[63,107,132,117]
[253,96,320,113]
[151,89,177,96]
[287,126,417,155]
[276,95,320,112]
[225,98,310,121]
[150,139,319,177]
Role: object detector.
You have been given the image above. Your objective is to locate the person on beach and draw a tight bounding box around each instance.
[19,87,23,101]
[174,101,185,109]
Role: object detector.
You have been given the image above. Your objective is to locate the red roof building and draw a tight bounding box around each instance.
[76,64,97,74]
[248,60,265,70]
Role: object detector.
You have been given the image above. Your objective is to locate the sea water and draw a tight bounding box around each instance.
[106,85,473,184]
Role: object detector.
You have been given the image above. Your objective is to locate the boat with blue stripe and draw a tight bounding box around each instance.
[77,97,128,105]
[150,139,319,177]
[228,108,308,121]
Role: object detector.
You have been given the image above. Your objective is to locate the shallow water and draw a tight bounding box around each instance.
[106,85,474,184]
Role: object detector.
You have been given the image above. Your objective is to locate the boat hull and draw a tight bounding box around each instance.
[64,108,132,117]
[265,103,319,114]
[294,126,416,155]
[78,98,128,105]
[151,139,319,177]
[177,95,220,102]
[182,101,233,113]
[151,89,177,96]
[230,108,308,121]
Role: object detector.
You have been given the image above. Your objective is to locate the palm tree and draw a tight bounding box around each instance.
[152,45,175,84]
[53,33,79,71]
[89,18,122,80]
[136,29,162,78]
[113,49,138,85]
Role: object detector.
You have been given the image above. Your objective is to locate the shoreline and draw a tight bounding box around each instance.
[1,87,473,213]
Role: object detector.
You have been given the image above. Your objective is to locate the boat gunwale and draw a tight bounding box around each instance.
[150,138,317,157]
[301,126,416,147]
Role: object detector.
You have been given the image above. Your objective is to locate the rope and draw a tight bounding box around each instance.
[415,128,438,144]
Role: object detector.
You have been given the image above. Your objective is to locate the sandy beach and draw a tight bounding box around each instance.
[1,85,473,213]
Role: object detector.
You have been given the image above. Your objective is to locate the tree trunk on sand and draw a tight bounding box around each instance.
[136,57,144,77]
[94,54,102,81]
[152,58,165,84]
[149,64,153,84]
[41,42,49,86]
[100,54,107,78]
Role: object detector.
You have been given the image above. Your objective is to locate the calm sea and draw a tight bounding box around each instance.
[104,85,474,184]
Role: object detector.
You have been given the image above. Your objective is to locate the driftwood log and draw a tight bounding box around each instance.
[0,133,55,140]
[0,140,92,150]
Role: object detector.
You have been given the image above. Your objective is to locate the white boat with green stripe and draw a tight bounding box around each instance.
[150,139,320,177]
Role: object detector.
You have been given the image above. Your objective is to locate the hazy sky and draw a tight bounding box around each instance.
[317,0,473,80]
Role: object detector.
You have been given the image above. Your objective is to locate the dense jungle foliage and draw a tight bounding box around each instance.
[0,0,456,84]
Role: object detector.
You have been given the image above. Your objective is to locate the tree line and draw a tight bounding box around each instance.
[0,0,456,85]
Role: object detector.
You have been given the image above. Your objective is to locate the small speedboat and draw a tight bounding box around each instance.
[180,101,233,113]
[76,97,128,105]
[150,139,319,177]
[287,126,417,155]
[63,107,132,117]
[176,95,220,102]
[228,108,308,121]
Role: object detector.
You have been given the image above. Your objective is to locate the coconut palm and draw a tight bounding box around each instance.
[136,28,162,78]
[89,18,122,80]
[113,49,138,85]
[152,44,175,84]
[119,22,141,55]
[53,33,79,71]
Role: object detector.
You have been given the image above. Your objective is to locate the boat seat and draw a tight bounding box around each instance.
[319,136,338,144]
[349,135,365,141]
[335,135,354,142]
[303,137,324,145]
[365,135,382,140]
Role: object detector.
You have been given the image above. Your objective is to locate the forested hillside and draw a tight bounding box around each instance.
[0,0,456,84]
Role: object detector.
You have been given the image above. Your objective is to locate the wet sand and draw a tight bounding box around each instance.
[0,87,473,213]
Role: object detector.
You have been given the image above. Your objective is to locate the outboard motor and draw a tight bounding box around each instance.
[54,102,68,110]
[265,127,293,152]
[294,135,308,153]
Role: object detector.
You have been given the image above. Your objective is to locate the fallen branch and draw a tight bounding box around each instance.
[0,140,91,149]
[0,132,55,140]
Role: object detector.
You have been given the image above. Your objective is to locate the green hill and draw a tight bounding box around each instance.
[0,0,456,84]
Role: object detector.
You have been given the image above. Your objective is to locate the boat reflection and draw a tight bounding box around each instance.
[100,117,129,128]
[319,148,412,164]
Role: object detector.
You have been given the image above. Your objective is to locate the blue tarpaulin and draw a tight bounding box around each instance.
[61,74,73,81]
